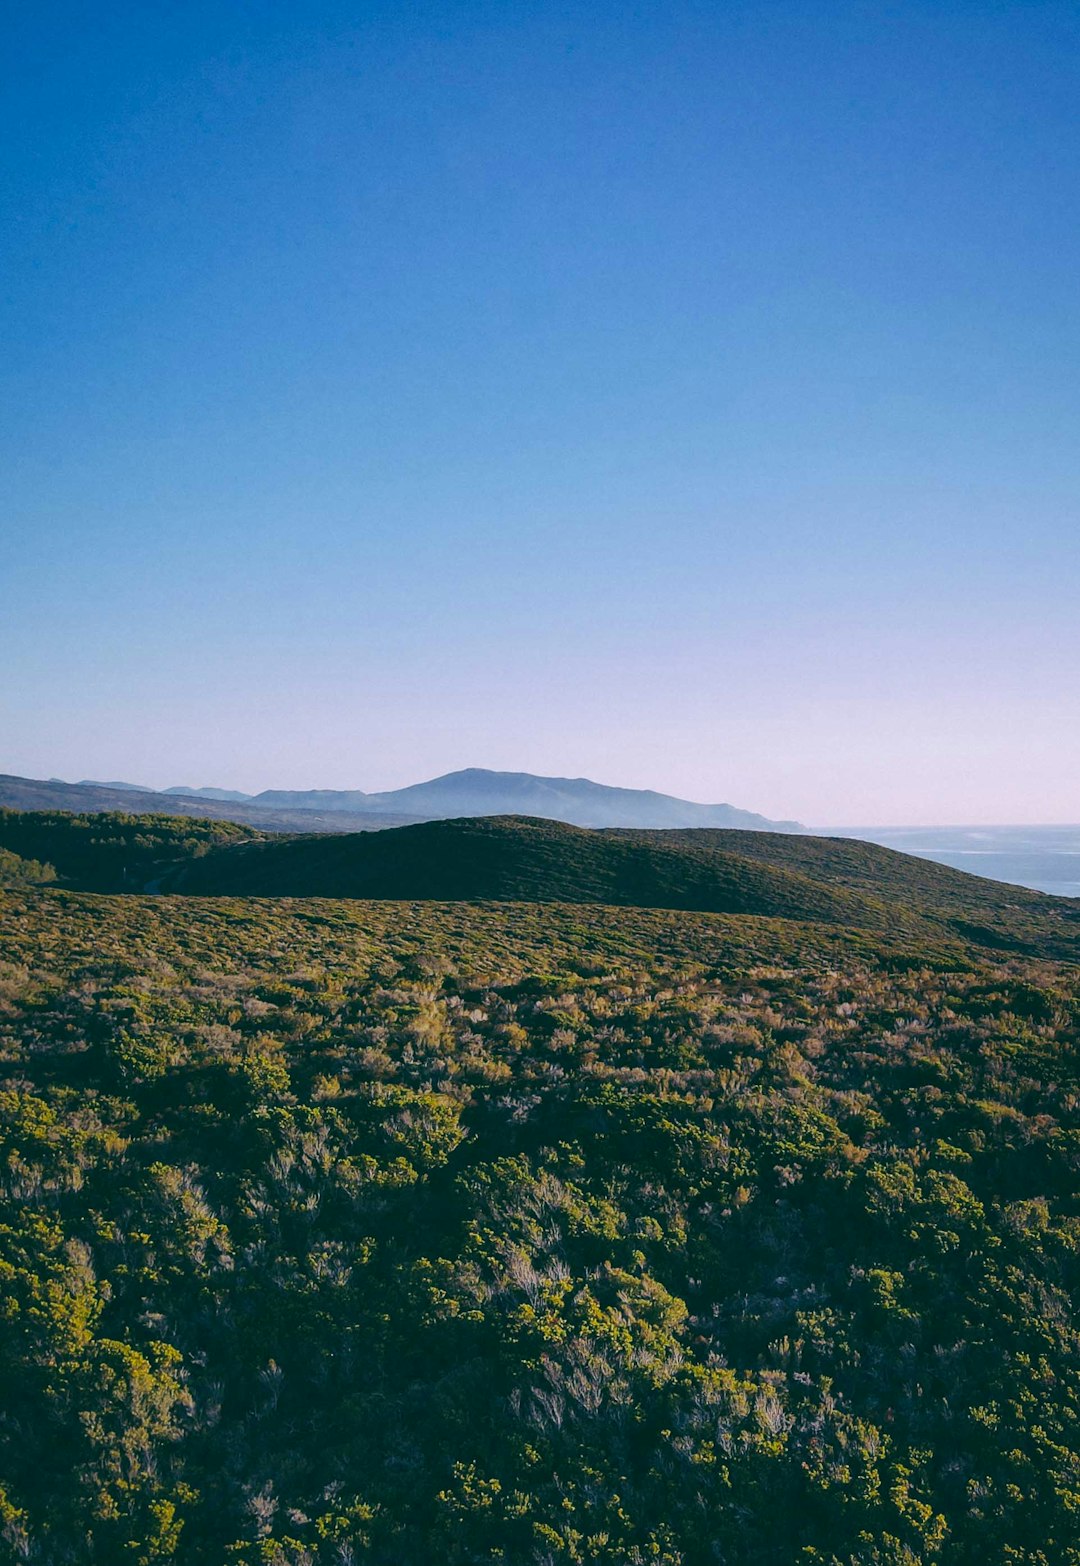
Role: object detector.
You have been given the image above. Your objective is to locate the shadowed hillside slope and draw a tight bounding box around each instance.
[172,814,898,925]
[169,814,1080,959]
[0,810,264,892]
[651,826,1066,907]
[6,808,1077,959]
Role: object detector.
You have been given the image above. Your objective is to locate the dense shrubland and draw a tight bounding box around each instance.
[0,847,56,887]
[1,886,1079,1562]
[0,810,261,892]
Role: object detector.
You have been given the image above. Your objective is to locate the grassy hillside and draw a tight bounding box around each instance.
[0,884,1078,1562]
[0,809,263,891]
[171,813,902,921]
[3,808,1077,959]
[654,825,1065,907]
[630,826,1080,956]
[170,813,1080,960]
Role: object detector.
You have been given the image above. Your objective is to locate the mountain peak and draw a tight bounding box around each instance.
[1,769,804,834]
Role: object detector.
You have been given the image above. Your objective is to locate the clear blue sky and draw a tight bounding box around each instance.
[3,0,1078,825]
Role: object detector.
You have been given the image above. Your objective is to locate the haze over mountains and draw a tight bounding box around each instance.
[11,768,804,833]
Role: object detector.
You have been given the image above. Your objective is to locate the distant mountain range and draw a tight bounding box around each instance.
[6,769,804,833]
[4,777,423,834]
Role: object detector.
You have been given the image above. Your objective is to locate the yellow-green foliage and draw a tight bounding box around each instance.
[0,886,1079,1562]
[0,846,56,886]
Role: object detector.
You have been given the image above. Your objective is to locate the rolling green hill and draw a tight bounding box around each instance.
[0,808,264,892]
[627,825,1080,956]
[169,814,896,922]
[4,807,1078,960]
[654,824,1066,906]
[169,813,1080,960]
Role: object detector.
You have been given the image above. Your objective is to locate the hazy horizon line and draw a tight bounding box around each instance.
[14,765,1080,834]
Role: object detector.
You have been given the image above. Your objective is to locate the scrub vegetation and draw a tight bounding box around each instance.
[0,810,261,892]
[1,814,1079,1562]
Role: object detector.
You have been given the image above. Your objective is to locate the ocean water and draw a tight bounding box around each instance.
[832,825,1080,899]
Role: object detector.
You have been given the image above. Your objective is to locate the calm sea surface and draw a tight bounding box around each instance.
[831,826,1080,899]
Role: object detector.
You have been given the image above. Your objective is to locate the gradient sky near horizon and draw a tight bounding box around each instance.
[3,0,1078,826]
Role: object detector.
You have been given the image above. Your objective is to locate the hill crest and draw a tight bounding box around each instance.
[168,812,1080,960]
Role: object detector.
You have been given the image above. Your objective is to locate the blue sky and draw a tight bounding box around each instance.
[3,0,1078,824]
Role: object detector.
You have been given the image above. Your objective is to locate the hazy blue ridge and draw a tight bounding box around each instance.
[164,786,255,802]
[251,768,805,830]
[75,779,155,792]
[9,770,804,833]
